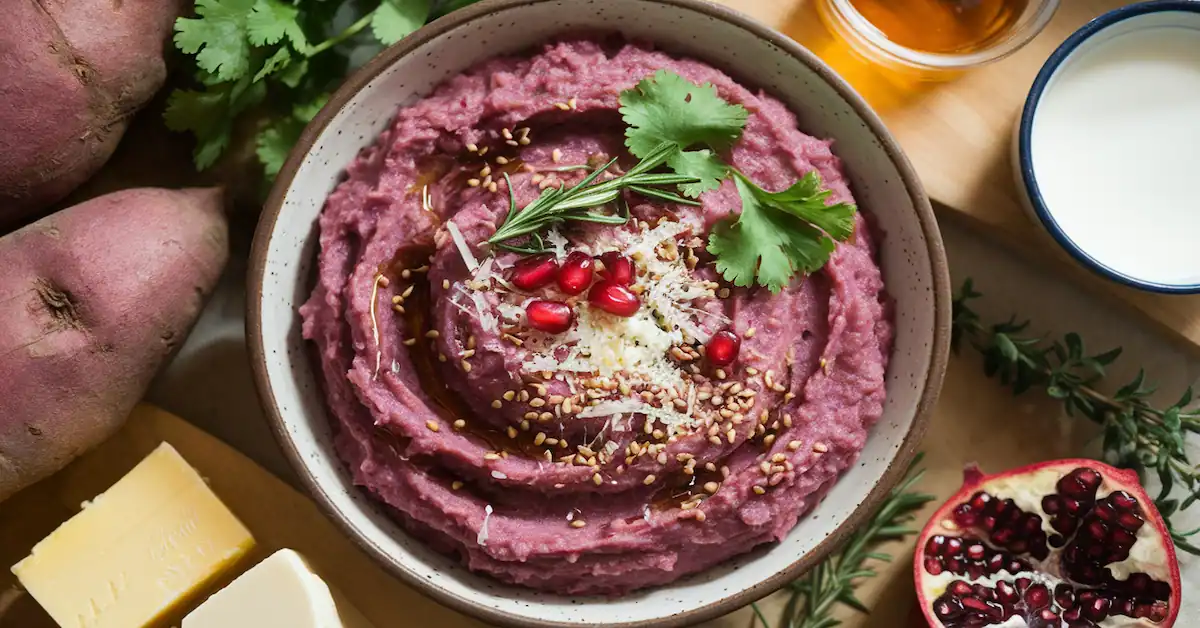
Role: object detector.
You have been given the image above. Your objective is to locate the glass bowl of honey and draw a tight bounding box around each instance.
[817,0,1060,74]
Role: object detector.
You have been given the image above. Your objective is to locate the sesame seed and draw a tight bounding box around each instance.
[531,173,545,184]
[539,412,553,422]
[592,473,603,486]
[478,146,488,156]
[520,420,530,431]
[548,394,565,404]
[426,420,440,432]
[518,390,530,402]
[484,453,501,461]
[746,367,759,375]
[461,361,472,372]
[787,440,802,451]
[425,330,440,339]
[769,473,785,487]
[693,510,707,522]
[402,338,417,346]
[568,97,578,109]
[467,335,476,349]
[753,485,767,495]
[763,434,776,447]
[562,398,573,413]
[442,279,451,289]
[718,287,730,299]
[813,442,829,453]
[466,143,479,153]
[771,453,787,463]
[545,437,559,446]
[453,419,466,430]
[544,450,554,462]
[570,519,586,528]
[504,426,517,439]
[503,390,516,401]
[401,269,411,279]
[726,429,736,443]
[529,398,546,408]
[518,137,530,145]
[462,349,476,359]
[715,368,727,380]
[534,432,547,446]
[657,452,668,464]
[652,429,664,440]
[555,102,571,111]
[505,139,518,147]
[488,182,498,193]
[502,128,513,140]
[524,412,539,421]
[744,327,757,338]
[783,414,793,428]
[438,353,447,362]
[709,435,723,446]
[703,482,719,494]
[551,148,562,163]
[467,178,481,187]
[393,305,405,314]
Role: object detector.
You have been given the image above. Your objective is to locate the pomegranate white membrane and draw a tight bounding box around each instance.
[1027,11,1200,288]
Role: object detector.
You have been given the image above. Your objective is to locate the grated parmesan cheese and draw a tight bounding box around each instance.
[545,226,569,261]
[446,220,479,272]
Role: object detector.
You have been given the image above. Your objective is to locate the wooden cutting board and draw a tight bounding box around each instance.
[712,0,1200,358]
[0,404,487,628]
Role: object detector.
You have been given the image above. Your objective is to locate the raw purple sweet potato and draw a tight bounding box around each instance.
[0,0,185,227]
[0,188,229,501]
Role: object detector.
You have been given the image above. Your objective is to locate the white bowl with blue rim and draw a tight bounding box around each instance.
[1015,0,1200,293]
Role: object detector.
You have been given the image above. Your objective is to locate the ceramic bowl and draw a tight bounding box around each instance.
[248,0,950,625]
[1015,1,1200,293]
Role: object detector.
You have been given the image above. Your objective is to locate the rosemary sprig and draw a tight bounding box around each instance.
[953,279,1200,555]
[754,454,935,628]
[486,141,699,252]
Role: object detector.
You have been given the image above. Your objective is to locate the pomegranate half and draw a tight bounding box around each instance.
[914,459,1180,628]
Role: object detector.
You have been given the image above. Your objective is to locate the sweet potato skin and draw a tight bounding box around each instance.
[0,188,229,501]
[0,0,185,227]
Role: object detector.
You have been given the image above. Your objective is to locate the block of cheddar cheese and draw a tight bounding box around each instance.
[11,442,255,628]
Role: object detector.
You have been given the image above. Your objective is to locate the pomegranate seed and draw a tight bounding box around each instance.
[706,330,741,367]
[600,251,635,285]
[525,300,573,333]
[557,251,594,295]
[510,255,559,291]
[587,281,640,317]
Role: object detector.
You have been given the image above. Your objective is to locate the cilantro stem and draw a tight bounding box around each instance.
[306,11,376,57]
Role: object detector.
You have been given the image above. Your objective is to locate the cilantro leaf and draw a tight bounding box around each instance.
[165,77,265,170]
[247,0,309,51]
[620,69,748,159]
[174,0,257,81]
[708,176,837,293]
[740,171,856,240]
[257,118,305,178]
[253,46,295,82]
[667,149,728,197]
[372,0,432,45]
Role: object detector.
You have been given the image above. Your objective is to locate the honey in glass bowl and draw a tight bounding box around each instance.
[819,0,1058,74]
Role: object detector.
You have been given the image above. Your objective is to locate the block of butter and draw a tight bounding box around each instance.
[12,442,255,628]
[183,549,375,628]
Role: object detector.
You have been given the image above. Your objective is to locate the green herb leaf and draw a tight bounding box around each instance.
[741,170,857,240]
[174,0,257,81]
[619,69,748,159]
[246,0,308,51]
[253,46,295,82]
[708,176,834,293]
[372,0,432,45]
[667,149,728,198]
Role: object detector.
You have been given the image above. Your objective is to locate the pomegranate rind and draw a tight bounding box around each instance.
[913,458,1180,628]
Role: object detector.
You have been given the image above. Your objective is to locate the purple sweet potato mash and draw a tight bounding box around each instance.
[301,38,892,595]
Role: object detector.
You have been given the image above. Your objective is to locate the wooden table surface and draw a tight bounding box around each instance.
[720,0,1200,358]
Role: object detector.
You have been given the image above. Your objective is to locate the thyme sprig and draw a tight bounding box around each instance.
[953,279,1200,554]
[753,454,935,628]
[486,141,698,253]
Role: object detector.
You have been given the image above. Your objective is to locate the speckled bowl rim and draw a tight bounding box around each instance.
[247,0,951,626]
[1017,0,1200,294]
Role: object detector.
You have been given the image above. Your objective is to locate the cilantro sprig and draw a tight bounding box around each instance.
[166,0,469,179]
[619,70,857,292]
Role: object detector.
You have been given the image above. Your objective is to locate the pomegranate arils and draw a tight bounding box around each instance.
[917,461,1180,628]
[587,281,639,317]
[557,251,594,295]
[510,255,559,291]
[599,251,634,285]
[706,330,741,367]
[525,299,573,333]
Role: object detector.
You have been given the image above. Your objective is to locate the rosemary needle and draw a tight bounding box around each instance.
[486,141,698,253]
